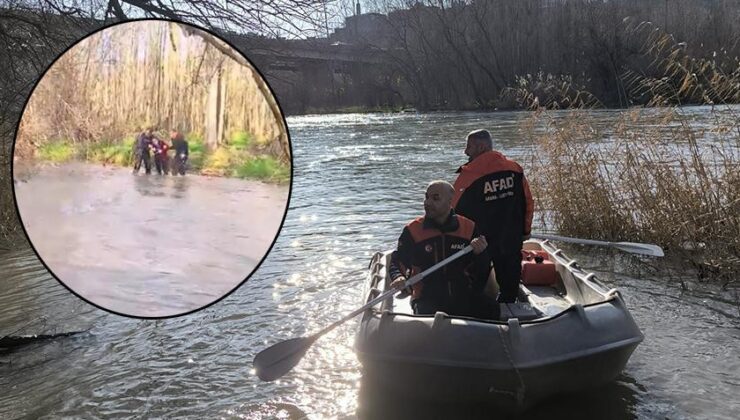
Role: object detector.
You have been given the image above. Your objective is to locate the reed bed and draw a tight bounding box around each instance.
[521,28,740,284]
[527,108,738,283]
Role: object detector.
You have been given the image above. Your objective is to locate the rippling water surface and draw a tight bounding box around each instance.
[2,108,739,419]
[13,163,288,317]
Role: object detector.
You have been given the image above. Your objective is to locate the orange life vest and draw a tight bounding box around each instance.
[401,214,476,299]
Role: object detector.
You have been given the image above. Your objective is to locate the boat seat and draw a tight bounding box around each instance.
[521,285,571,317]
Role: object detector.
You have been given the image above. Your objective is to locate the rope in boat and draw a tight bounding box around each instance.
[496,325,527,406]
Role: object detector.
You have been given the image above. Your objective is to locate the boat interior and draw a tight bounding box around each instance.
[369,240,619,323]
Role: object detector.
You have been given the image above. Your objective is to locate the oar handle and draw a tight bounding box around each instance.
[316,245,474,337]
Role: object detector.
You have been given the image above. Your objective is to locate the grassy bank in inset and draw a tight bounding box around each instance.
[38,141,76,162]
[27,130,290,184]
[200,134,289,182]
[84,137,136,166]
[194,131,290,183]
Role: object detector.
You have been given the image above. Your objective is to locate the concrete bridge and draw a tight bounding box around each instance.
[227,35,387,65]
[222,32,401,114]
[3,6,403,115]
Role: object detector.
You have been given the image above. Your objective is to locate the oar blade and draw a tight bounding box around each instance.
[531,233,664,257]
[253,336,316,381]
[615,242,665,257]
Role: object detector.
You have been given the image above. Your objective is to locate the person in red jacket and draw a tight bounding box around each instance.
[389,180,499,319]
[452,129,534,303]
[150,136,170,175]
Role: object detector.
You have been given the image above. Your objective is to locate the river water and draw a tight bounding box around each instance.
[13,163,289,317]
[1,108,739,419]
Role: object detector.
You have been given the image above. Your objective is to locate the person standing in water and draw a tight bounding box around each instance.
[150,136,170,175]
[132,128,154,174]
[169,128,189,176]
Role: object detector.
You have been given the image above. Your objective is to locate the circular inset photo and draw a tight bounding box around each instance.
[12,19,292,318]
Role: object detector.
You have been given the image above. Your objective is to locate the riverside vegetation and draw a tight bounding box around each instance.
[2,17,738,285]
[34,130,289,183]
[4,21,291,248]
[14,21,290,183]
[520,27,739,285]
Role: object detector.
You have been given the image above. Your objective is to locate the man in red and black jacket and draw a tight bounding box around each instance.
[389,181,498,319]
[452,129,534,303]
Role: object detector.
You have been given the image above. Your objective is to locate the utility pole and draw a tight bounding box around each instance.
[664,0,668,33]
[323,1,330,38]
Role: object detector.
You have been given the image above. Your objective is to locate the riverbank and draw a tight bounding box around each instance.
[30,131,290,184]
[284,97,740,117]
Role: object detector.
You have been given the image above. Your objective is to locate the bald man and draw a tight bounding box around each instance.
[389,181,499,319]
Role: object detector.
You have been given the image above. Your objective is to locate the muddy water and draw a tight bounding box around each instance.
[13,162,289,317]
[1,108,739,419]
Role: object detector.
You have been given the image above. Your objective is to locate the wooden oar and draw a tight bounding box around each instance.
[530,233,664,257]
[253,245,474,382]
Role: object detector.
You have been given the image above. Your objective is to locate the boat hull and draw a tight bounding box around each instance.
[355,242,644,410]
[358,339,639,410]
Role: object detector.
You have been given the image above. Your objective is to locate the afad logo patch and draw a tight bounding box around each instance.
[425,244,433,253]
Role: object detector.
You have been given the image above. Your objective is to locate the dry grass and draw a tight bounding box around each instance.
[519,26,740,284]
[499,72,603,111]
[527,108,739,283]
[623,21,740,107]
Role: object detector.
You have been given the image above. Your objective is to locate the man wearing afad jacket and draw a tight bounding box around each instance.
[453,129,534,303]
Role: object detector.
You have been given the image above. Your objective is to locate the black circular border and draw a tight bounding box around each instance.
[10,17,294,320]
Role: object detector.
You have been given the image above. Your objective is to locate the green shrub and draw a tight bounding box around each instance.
[84,140,134,165]
[203,147,234,175]
[235,156,290,183]
[38,141,75,162]
[188,152,204,171]
[229,131,253,150]
[187,133,205,155]
[122,136,135,149]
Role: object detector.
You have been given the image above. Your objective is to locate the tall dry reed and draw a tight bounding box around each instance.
[519,26,740,284]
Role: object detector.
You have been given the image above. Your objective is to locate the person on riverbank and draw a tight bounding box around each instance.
[389,180,499,319]
[132,128,155,174]
[452,129,534,303]
[169,129,189,176]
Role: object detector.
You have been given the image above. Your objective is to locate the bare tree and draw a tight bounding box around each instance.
[0,0,329,245]
[16,21,289,164]
[343,0,739,110]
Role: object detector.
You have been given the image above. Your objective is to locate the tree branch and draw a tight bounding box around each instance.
[108,0,128,20]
